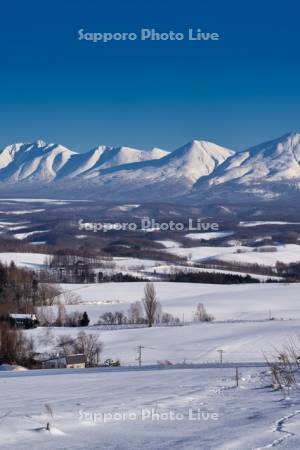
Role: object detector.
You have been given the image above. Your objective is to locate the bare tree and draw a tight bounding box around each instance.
[65,311,82,327]
[56,334,76,355]
[161,312,179,324]
[56,303,66,327]
[142,282,158,328]
[114,311,126,325]
[37,284,61,306]
[155,301,163,323]
[99,312,115,325]
[56,331,102,366]
[38,328,55,347]
[74,331,103,367]
[36,307,55,326]
[63,291,81,305]
[193,303,214,322]
[128,301,144,324]
[263,336,300,398]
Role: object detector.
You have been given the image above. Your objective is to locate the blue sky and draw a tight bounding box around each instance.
[0,0,300,152]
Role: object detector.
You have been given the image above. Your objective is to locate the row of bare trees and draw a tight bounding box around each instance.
[96,283,179,327]
[97,284,214,326]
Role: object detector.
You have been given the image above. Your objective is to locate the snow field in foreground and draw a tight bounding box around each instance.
[1,366,300,450]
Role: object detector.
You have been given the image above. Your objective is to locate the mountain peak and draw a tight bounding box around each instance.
[35,139,47,148]
[199,131,300,189]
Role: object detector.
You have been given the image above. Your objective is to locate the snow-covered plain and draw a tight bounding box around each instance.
[32,281,299,367]
[0,250,279,279]
[0,209,45,214]
[14,230,50,240]
[2,251,300,448]
[160,244,248,261]
[0,198,90,204]
[0,252,47,268]
[214,244,300,267]
[163,242,300,266]
[239,221,300,227]
[1,365,300,450]
[30,318,300,365]
[1,251,299,365]
[59,281,298,323]
[0,252,48,268]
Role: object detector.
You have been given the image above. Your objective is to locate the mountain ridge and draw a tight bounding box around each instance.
[0,133,299,202]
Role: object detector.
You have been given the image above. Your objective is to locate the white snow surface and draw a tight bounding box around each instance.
[239,221,300,227]
[0,252,47,268]
[164,243,300,266]
[2,365,300,449]
[185,231,234,240]
[57,281,300,325]
[14,230,50,240]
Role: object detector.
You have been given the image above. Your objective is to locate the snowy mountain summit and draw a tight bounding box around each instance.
[0,133,300,201]
[202,132,300,187]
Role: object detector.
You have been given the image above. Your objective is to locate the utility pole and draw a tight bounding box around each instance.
[235,367,239,387]
[136,345,155,367]
[217,349,224,364]
[137,345,144,367]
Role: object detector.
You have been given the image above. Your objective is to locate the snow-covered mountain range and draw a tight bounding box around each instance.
[1,133,300,201]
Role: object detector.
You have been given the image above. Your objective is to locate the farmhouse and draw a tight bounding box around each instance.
[7,314,38,329]
[41,354,86,369]
[65,354,87,368]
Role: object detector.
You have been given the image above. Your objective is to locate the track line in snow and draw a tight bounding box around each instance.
[253,409,300,449]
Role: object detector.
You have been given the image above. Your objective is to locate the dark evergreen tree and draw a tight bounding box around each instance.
[80,311,90,327]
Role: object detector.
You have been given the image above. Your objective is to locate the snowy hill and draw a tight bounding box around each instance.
[2,364,297,450]
[1,133,300,202]
[194,132,300,200]
[204,133,300,184]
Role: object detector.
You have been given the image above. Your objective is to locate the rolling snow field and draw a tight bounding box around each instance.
[1,365,300,449]
[2,251,300,448]
[28,280,300,368]
[161,242,300,266]
[58,281,300,324]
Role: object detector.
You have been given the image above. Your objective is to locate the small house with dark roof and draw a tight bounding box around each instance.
[41,354,86,369]
[65,354,86,368]
[8,314,39,329]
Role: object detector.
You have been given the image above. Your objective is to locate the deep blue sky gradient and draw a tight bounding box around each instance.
[0,0,300,151]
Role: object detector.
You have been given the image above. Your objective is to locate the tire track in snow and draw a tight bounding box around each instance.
[253,409,300,449]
